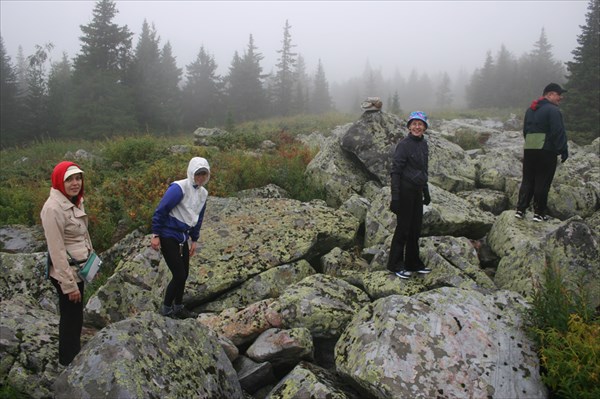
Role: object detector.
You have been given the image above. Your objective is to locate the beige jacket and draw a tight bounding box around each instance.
[40,188,92,294]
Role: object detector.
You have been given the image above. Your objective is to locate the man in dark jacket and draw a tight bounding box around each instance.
[515,83,568,222]
[387,111,432,279]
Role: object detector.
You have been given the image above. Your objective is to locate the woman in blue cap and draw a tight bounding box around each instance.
[387,111,432,279]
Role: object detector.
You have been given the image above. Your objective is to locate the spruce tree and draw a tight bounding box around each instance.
[47,53,72,137]
[0,36,20,146]
[520,28,566,101]
[22,43,53,141]
[272,20,297,116]
[226,34,266,122]
[131,20,164,132]
[66,0,136,137]
[182,46,223,128]
[435,72,453,108]
[467,51,495,108]
[158,42,182,132]
[293,54,309,114]
[311,59,332,113]
[563,0,599,136]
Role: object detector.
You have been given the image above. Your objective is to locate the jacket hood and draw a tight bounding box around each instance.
[186,157,211,186]
[530,96,548,111]
[51,161,84,206]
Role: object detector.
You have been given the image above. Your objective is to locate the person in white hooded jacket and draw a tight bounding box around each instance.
[151,157,210,318]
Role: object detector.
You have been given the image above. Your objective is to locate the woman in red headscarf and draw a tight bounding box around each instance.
[40,161,93,366]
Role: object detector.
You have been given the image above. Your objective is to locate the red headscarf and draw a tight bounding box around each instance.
[51,161,85,206]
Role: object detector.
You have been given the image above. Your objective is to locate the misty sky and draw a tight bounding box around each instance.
[0,1,589,83]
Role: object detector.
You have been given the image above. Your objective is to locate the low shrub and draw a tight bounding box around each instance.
[530,263,599,398]
[536,314,600,399]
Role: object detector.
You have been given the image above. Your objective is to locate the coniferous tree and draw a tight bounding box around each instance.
[131,20,162,132]
[293,54,309,114]
[519,28,566,101]
[272,20,297,116]
[22,43,53,141]
[467,51,495,108]
[0,36,20,146]
[158,41,182,132]
[562,0,599,135]
[493,45,518,107]
[182,46,223,128]
[435,72,453,108]
[47,53,72,137]
[226,34,267,122]
[15,46,28,100]
[66,0,136,137]
[310,59,332,113]
[390,90,402,115]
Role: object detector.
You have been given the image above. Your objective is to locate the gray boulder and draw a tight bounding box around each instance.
[277,274,371,339]
[0,297,59,399]
[488,212,599,308]
[306,124,372,207]
[0,252,56,313]
[246,327,314,369]
[197,260,315,313]
[0,224,46,254]
[193,127,229,146]
[339,111,405,185]
[427,133,477,192]
[335,287,547,399]
[84,246,168,328]
[54,311,243,399]
[265,361,365,399]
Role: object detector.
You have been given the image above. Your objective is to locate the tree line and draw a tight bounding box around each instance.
[1,0,598,148]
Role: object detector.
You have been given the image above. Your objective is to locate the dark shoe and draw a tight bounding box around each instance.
[515,210,524,219]
[395,270,412,279]
[159,304,174,317]
[532,214,548,222]
[172,304,198,319]
[415,268,432,274]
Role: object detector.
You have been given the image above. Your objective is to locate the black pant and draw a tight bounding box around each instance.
[517,149,557,216]
[388,180,424,271]
[50,277,84,366]
[160,237,190,307]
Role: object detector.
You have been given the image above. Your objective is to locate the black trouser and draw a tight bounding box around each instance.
[50,277,84,366]
[517,149,557,216]
[388,180,424,271]
[160,237,190,307]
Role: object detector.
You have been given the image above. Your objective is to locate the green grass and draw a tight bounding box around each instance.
[0,113,351,252]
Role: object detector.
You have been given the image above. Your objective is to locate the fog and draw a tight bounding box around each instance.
[0,0,588,84]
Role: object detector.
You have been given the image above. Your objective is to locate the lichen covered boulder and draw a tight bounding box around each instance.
[54,311,244,399]
[335,287,547,399]
[277,274,370,339]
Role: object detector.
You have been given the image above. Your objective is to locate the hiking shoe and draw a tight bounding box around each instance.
[395,270,412,279]
[159,304,174,317]
[172,304,198,319]
[515,210,524,219]
[415,268,432,274]
[532,214,548,222]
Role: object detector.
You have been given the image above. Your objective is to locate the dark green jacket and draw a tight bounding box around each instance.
[523,98,568,156]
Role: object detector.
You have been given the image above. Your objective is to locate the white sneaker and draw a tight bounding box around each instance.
[395,270,412,279]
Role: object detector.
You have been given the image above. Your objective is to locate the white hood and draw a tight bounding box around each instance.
[171,157,210,228]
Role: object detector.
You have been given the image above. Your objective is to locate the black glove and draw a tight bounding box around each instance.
[423,187,431,206]
[561,150,568,163]
[389,200,401,215]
